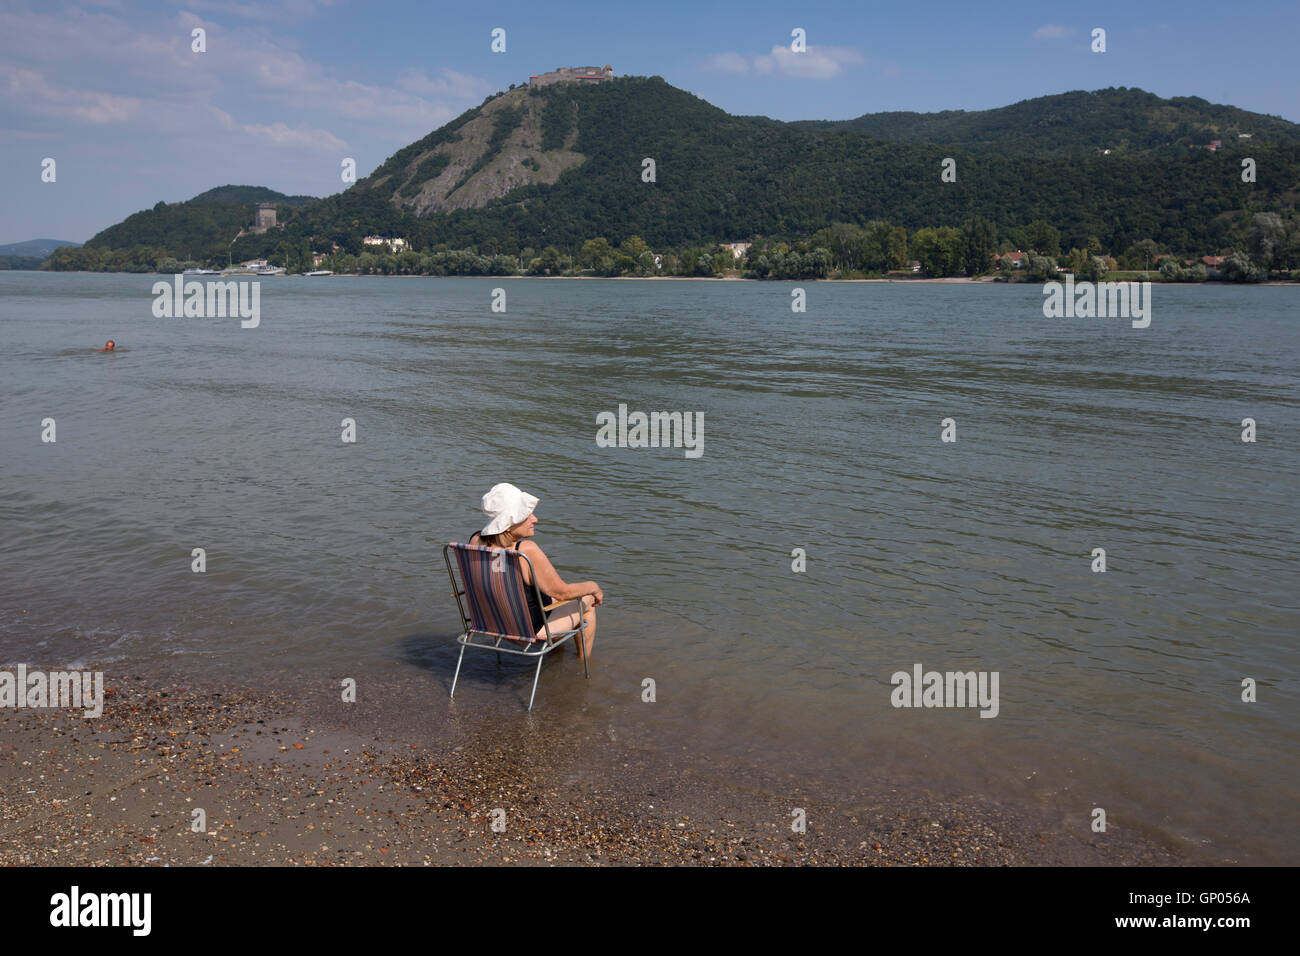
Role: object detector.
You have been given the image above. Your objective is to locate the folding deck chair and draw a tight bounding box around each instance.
[443,542,590,711]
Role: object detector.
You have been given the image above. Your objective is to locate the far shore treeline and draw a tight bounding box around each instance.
[38,78,1300,282]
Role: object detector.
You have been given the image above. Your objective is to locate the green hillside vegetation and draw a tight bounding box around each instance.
[788,87,1300,156]
[188,184,317,206]
[45,79,1300,281]
[0,255,47,270]
[53,186,318,270]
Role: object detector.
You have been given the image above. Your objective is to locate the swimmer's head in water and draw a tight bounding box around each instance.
[104,340,115,350]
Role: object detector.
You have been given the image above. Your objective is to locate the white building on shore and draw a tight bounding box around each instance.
[362,236,408,252]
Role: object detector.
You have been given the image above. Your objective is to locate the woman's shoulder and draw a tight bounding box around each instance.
[517,538,545,556]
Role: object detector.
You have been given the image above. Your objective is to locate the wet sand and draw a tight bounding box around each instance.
[0,666,1184,866]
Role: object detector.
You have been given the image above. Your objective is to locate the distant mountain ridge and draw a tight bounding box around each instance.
[0,238,81,257]
[49,80,1300,270]
[320,78,1298,252]
[188,185,317,206]
[785,87,1300,156]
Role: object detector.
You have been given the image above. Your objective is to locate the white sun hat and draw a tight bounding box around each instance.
[480,482,539,536]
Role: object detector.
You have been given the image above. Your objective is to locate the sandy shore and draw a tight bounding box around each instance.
[0,666,1187,866]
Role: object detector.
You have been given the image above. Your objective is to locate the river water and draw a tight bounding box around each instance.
[1,271,1296,862]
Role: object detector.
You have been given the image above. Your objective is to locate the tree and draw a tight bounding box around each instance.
[811,222,867,273]
[1247,212,1285,270]
[911,226,964,277]
[1027,254,1057,281]
[1279,221,1300,272]
[579,237,615,270]
[1123,238,1159,271]
[858,221,905,273]
[1221,249,1262,282]
[962,216,997,276]
[619,235,650,260]
[620,236,652,274]
[1026,220,1061,258]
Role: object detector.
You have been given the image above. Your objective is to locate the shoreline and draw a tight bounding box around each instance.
[0,662,1186,866]
[16,270,1299,286]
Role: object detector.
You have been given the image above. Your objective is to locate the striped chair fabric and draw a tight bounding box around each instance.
[449,543,539,642]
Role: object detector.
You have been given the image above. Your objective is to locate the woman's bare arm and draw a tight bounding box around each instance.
[518,540,601,604]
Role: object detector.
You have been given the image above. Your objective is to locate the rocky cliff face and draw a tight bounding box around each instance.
[366,87,586,214]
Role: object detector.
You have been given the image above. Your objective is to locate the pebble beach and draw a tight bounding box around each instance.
[0,667,1185,867]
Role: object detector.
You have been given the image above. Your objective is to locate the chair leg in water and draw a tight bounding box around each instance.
[450,645,467,699]
[527,656,545,711]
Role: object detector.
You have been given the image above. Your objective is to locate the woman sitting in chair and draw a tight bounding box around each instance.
[468,482,602,659]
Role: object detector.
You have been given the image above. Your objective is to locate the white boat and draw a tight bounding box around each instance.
[305,270,334,276]
[182,268,221,275]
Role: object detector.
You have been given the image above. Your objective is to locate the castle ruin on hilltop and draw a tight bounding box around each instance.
[528,64,614,88]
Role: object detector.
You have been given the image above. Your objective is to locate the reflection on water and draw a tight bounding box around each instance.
[1,272,1296,862]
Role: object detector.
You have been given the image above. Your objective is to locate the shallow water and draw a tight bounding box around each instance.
[1,271,1296,862]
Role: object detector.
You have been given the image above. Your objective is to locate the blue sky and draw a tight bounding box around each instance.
[3,0,1297,243]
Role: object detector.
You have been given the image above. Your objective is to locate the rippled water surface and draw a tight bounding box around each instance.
[1,272,1296,862]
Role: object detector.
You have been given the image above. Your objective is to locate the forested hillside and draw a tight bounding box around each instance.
[45,78,1300,280]
[787,87,1300,156]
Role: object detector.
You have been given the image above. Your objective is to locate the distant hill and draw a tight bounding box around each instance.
[0,238,80,270]
[293,78,1298,253]
[45,80,1300,272]
[188,184,317,206]
[75,186,318,263]
[786,87,1300,156]
[0,238,81,257]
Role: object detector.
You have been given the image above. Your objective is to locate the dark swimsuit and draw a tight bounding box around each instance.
[470,534,553,633]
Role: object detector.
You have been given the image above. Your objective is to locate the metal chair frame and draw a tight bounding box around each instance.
[443,542,590,711]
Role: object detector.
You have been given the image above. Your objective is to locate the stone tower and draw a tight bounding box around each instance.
[252,203,277,233]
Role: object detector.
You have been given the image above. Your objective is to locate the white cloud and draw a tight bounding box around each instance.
[0,7,476,136]
[704,45,865,79]
[0,64,142,124]
[0,2,496,237]
[395,67,493,100]
[702,52,750,75]
[172,0,342,24]
[1032,24,1073,40]
[208,107,348,151]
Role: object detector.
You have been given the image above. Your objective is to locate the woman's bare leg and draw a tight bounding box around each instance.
[537,596,596,660]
